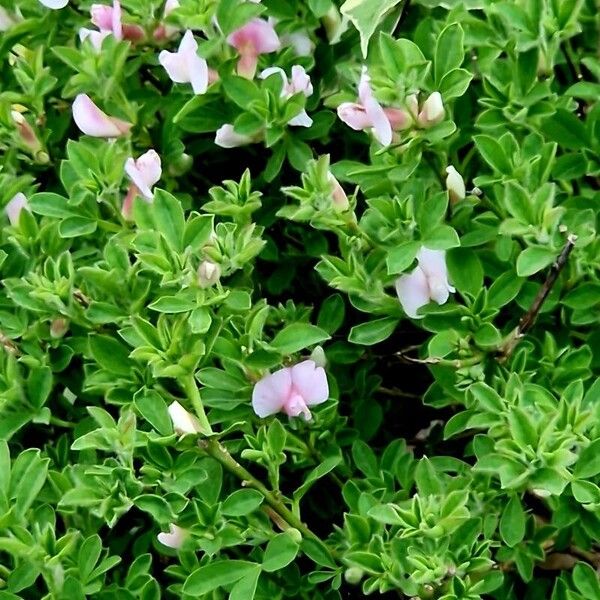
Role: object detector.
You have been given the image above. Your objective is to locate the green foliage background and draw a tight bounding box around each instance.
[0,0,599,598]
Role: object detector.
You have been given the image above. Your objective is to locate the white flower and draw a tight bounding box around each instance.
[159,30,209,95]
[124,150,162,200]
[395,247,455,318]
[445,166,466,202]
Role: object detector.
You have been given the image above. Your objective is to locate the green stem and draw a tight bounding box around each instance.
[49,416,74,428]
[183,373,213,435]
[201,438,338,561]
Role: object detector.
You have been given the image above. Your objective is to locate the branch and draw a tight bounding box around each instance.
[499,235,577,360]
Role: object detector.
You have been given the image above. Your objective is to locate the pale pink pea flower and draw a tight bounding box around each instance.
[252,360,329,420]
[260,65,313,127]
[395,247,455,319]
[122,150,161,218]
[159,30,209,95]
[5,193,30,226]
[227,18,280,79]
[91,0,144,42]
[337,68,409,147]
[72,94,132,138]
[157,524,187,549]
[79,28,111,51]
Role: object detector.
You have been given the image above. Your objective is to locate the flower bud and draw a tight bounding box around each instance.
[168,400,202,435]
[310,346,327,368]
[344,567,364,585]
[445,166,466,203]
[327,172,349,211]
[12,110,42,155]
[417,92,445,127]
[50,318,69,339]
[197,260,221,288]
[286,528,303,544]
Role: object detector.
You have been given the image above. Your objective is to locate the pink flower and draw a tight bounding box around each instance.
[395,247,455,318]
[153,0,180,41]
[227,18,280,79]
[159,30,209,95]
[417,92,445,127]
[124,150,161,200]
[168,401,202,435]
[5,193,30,226]
[72,94,132,138]
[91,0,144,42]
[39,0,69,8]
[214,124,254,148]
[157,524,187,549]
[79,27,111,51]
[337,68,399,146]
[260,65,313,127]
[252,360,329,420]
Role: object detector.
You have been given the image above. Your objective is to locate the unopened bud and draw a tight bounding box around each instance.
[327,172,349,211]
[445,166,466,203]
[286,528,303,544]
[12,110,42,154]
[168,152,193,177]
[168,400,202,435]
[197,260,221,288]
[344,567,364,585]
[310,346,327,368]
[50,318,69,339]
[417,92,445,127]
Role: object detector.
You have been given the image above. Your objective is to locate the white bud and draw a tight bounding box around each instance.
[197,260,221,288]
[445,166,466,202]
[168,401,202,435]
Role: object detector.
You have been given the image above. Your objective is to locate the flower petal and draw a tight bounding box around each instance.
[157,524,187,549]
[395,266,430,319]
[290,360,329,407]
[227,18,280,55]
[125,150,161,199]
[167,400,202,434]
[445,165,466,202]
[39,0,69,8]
[5,193,29,227]
[252,367,292,417]
[72,94,131,138]
[289,65,313,96]
[288,110,312,127]
[337,102,371,131]
[214,124,253,148]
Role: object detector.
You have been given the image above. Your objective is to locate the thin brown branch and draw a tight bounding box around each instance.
[499,234,577,360]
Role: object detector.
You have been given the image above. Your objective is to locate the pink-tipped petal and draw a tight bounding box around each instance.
[39,0,69,8]
[357,68,392,145]
[395,266,431,319]
[111,0,122,40]
[290,360,329,407]
[290,65,313,96]
[121,184,138,220]
[227,18,280,55]
[72,94,131,138]
[91,3,114,30]
[252,367,292,417]
[337,102,372,131]
[124,150,161,200]
[5,193,29,226]
[282,393,312,420]
[237,51,259,79]
[384,107,411,131]
[214,124,253,148]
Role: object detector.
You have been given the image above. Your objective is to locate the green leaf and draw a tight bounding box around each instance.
[499,495,526,547]
[474,135,513,174]
[434,23,464,85]
[229,565,261,600]
[294,456,342,501]
[148,295,197,313]
[439,68,473,100]
[134,390,173,436]
[516,247,555,277]
[446,248,483,296]
[562,283,600,309]
[89,335,132,377]
[386,241,420,274]
[222,75,262,109]
[183,561,258,595]
[572,563,600,598]
[541,108,589,150]
[153,189,185,252]
[317,294,345,334]
[221,489,264,516]
[262,532,300,572]
[78,535,102,581]
[271,323,331,354]
[58,217,97,238]
[574,439,600,479]
[348,318,398,346]
[134,495,174,523]
[341,0,404,57]
[28,193,75,217]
